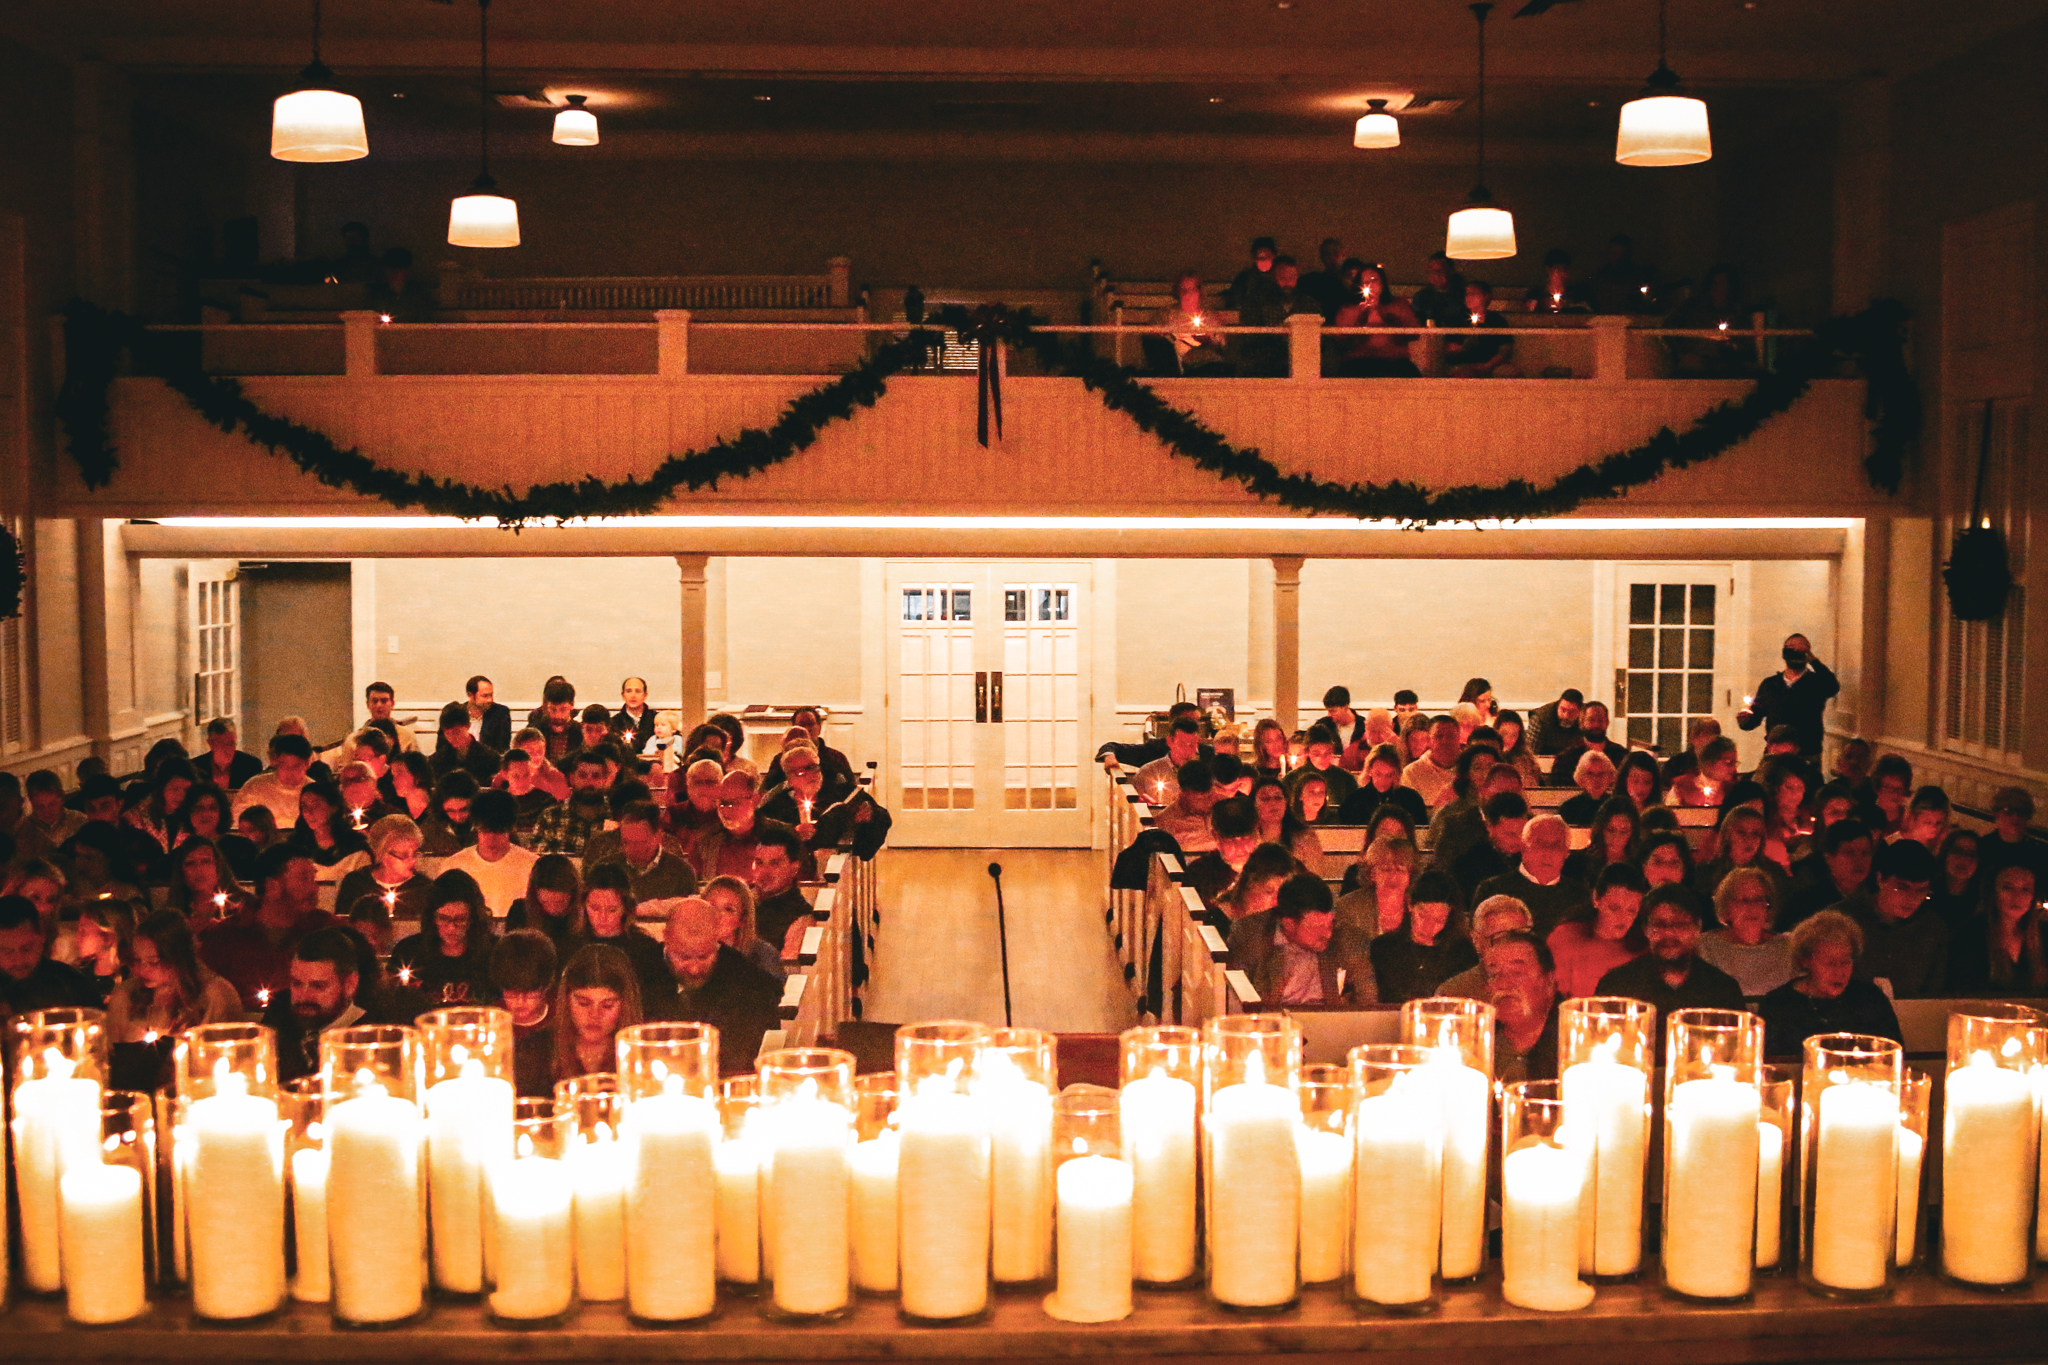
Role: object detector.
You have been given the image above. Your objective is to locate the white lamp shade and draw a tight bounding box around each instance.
[1446,204,1516,260]
[1353,112,1400,149]
[552,107,599,146]
[448,193,521,249]
[270,89,368,162]
[1615,93,1712,166]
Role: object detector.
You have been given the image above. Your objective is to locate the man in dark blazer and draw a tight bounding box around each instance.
[462,675,514,754]
[647,896,783,1074]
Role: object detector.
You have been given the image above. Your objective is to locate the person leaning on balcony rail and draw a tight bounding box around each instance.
[1527,247,1595,314]
[1161,271,1231,376]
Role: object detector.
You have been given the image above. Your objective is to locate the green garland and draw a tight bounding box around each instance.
[58,297,1914,529]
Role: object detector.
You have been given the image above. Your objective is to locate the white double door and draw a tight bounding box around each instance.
[885,562,1091,847]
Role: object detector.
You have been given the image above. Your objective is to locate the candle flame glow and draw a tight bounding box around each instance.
[256,988,271,1006]
[1244,1046,1266,1088]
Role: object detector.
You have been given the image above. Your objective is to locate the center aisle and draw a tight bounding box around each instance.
[864,849,1138,1035]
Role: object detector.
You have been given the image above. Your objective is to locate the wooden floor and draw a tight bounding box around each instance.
[864,849,1138,1036]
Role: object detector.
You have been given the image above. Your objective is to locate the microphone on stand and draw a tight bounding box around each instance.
[988,862,1014,1027]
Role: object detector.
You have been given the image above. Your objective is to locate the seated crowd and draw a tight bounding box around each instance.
[1155,233,1764,379]
[0,674,887,1094]
[1106,648,2045,1080]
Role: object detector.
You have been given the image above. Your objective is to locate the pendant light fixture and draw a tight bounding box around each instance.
[271,0,368,162]
[1615,0,1711,166]
[448,0,520,248]
[1353,99,1400,149]
[552,94,599,146]
[1445,3,1515,260]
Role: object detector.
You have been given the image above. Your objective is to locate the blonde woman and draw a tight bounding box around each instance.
[703,874,786,980]
[552,943,644,1082]
[107,910,244,1044]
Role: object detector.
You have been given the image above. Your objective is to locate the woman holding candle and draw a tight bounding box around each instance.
[1946,864,2048,996]
[1250,719,1290,780]
[333,815,435,935]
[183,785,261,881]
[1329,263,1421,378]
[288,780,371,875]
[1697,868,1795,997]
[1758,912,1901,1059]
[502,853,582,950]
[1368,870,1477,1005]
[552,944,644,1082]
[166,839,247,929]
[388,870,496,1007]
[704,874,786,980]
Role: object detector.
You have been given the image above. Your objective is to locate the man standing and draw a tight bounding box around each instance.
[1737,634,1839,759]
[1596,885,1746,1034]
[201,847,341,1010]
[649,898,783,1074]
[1526,689,1585,756]
[463,676,513,753]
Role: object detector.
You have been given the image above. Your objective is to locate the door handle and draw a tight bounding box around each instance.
[990,671,1004,723]
[975,671,988,723]
[1613,667,1626,715]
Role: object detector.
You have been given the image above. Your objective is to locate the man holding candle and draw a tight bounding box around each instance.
[1595,884,1744,1039]
[1736,634,1839,759]
[1152,760,1222,855]
[1134,719,1206,808]
[200,846,343,1011]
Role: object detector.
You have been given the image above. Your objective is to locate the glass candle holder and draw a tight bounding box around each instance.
[9,1007,109,1296]
[1347,1044,1441,1314]
[1202,1013,1302,1313]
[1045,1084,1132,1323]
[1119,1024,1200,1288]
[1399,997,1494,1283]
[1798,1033,1902,1299]
[1660,1007,1763,1303]
[59,1090,155,1325]
[173,1022,287,1321]
[850,1072,901,1297]
[977,1027,1056,1289]
[1940,1003,2044,1290]
[616,1022,720,1324]
[1558,997,1653,1281]
[418,1006,515,1298]
[754,1048,857,1321]
[1756,1065,1795,1274]
[319,1023,427,1328]
[895,1020,994,1324]
[487,1107,575,1327]
[1895,1068,1931,1272]
[282,1078,330,1304]
[1500,1079,1594,1312]
[1298,1063,1352,1286]
[715,1073,765,1294]
[555,1073,626,1305]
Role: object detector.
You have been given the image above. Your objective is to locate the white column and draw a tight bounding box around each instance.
[677,554,709,729]
[1286,314,1322,381]
[1271,556,1303,735]
[656,310,692,377]
[1590,316,1632,380]
[342,311,379,377]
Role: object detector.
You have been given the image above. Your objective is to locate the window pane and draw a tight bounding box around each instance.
[1629,629,1654,669]
[1629,584,1655,625]
[1690,629,1715,669]
[1657,674,1682,714]
[1005,589,1026,622]
[1687,673,1714,714]
[1627,673,1652,715]
[1656,717,1682,754]
[1660,584,1685,621]
[1659,628,1684,669]
[1690,584,1716,625]
[1627,717,1653,747]
[951,590,972,621]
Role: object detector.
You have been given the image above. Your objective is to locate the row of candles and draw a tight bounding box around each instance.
[3,998,2046,1327]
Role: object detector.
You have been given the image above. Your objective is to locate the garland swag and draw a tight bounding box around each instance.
[59,297,1914,530]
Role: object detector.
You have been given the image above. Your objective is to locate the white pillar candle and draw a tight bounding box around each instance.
[186,1074,286,1319]
[424,1062,515,1294]
[981,1063,1054,1285]
[622,1086,719,1322]
[59,1160,147,1324]
[12,1063,104,1292]
[1351,1085,1441,1307]
[1419,1046,1490,1280]
[1501,1142,1595,1312]
[489,1152,575,1322]
[849,1131,899,1294]
[1296,1127,1350,1284]
[1208,1074,1300,1308]
[1941,1053,2035,1286]
[290,1147,330,1303]
[897,1086,992,1321]
[765,1095,853,1316]
[1045,1155,1133,1323]
[325,1083,426,1324]
[1663,1075,1759,1300]
[1895,1126,1924,1267]
[566,1129,626,1302]
[1560,1051,1646,1277]
[1119,1070,1197,1284]
[714,1133,763,1286]
[1810,1080,1898,1291]
[1755,1122,1784,1269]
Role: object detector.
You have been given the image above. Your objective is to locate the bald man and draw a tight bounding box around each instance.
[649,896,782,1074]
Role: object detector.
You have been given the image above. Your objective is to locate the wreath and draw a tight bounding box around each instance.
[57,297,1915,530]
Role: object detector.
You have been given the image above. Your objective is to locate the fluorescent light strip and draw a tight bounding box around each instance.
[152,515,1856,532]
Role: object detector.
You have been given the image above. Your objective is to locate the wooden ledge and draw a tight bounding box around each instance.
[4,1267,2046,1365]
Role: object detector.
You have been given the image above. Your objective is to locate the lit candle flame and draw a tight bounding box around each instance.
[398,966,414,985]
[378,313,392,324]
[256,988,271,1006]
[212,892,229,908]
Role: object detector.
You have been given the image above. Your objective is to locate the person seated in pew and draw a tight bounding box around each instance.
[1559,750,1617,827]
[1977,786,2048,889]
[1547,702,1628,789]
[504,727,571,802]
[1213,842,1300,933]
[1891,784,1953,854]
[527,678,581,765]
[383,750,436,824]
[441,789,542,918]
[526,751,613,855]
[387,869,496,1009]
[1152,760,1222,855]
[645,896,782,1076]
[1333,834,1416,952]
[198,718,266,793]
[1136,719,1207,808]
[564,861,668,1005]
[503,853,582,952]
[1526,689,1584,758]
[1659,717,1725,789]
[1161,271,1231,376]
[1431,754,1522,873]
[495,749,558,845]
[1758,910,1902,1060]
[1451,791,1529,904]
[666,757,727,864]
[1486,931,1561,1084]
[199,846,341,1011]
[418,770,480,856]
[1444,281,1520,378]
[1436,894,1535,1000]
[334,814,436,934]
[705,874,786,982]
[105,909,243,1044]
[1697,866,1795,997]
[492,929,559,1098]
[748,824,814,963]
[233,732,315,828]
[1367,869,1476,1006]
[1838,837,1946,999]
[1782,815,1876,928]
[429,701,503,787]
[1666,736,1739,809]
[288,779,371,878]
[1635,828,1696,894]
[167,837,249,931]
[337,760,396,831]
[552,943,643,1084]
[1285,731,1358,810]
[1526,249,1594,315]
[1227,871,1367,1007]
[1183,796,1261,912]
[1595,884,1746,1038]
[0,893,102,1015]
[581,797,699,903]
[1328,264,1421,377]
[1547,863,1648,998]
[1290,770,1339,830]
[1691,805,1790,908]
[267,925,393,1082]
[1400,716,1462,811]
[1250,778,1325,871]
[1336,743,1427,828]
[1947,863,2048,996]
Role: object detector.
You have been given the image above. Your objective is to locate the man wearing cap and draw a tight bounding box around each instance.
[430,701,503,784]
[1736,634,1839,758]
[1835,839,1946,999]
[1596,884,1746,1029]
[1979,786,2047,888]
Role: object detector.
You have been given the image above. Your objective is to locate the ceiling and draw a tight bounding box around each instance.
[13,0,2048,152]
